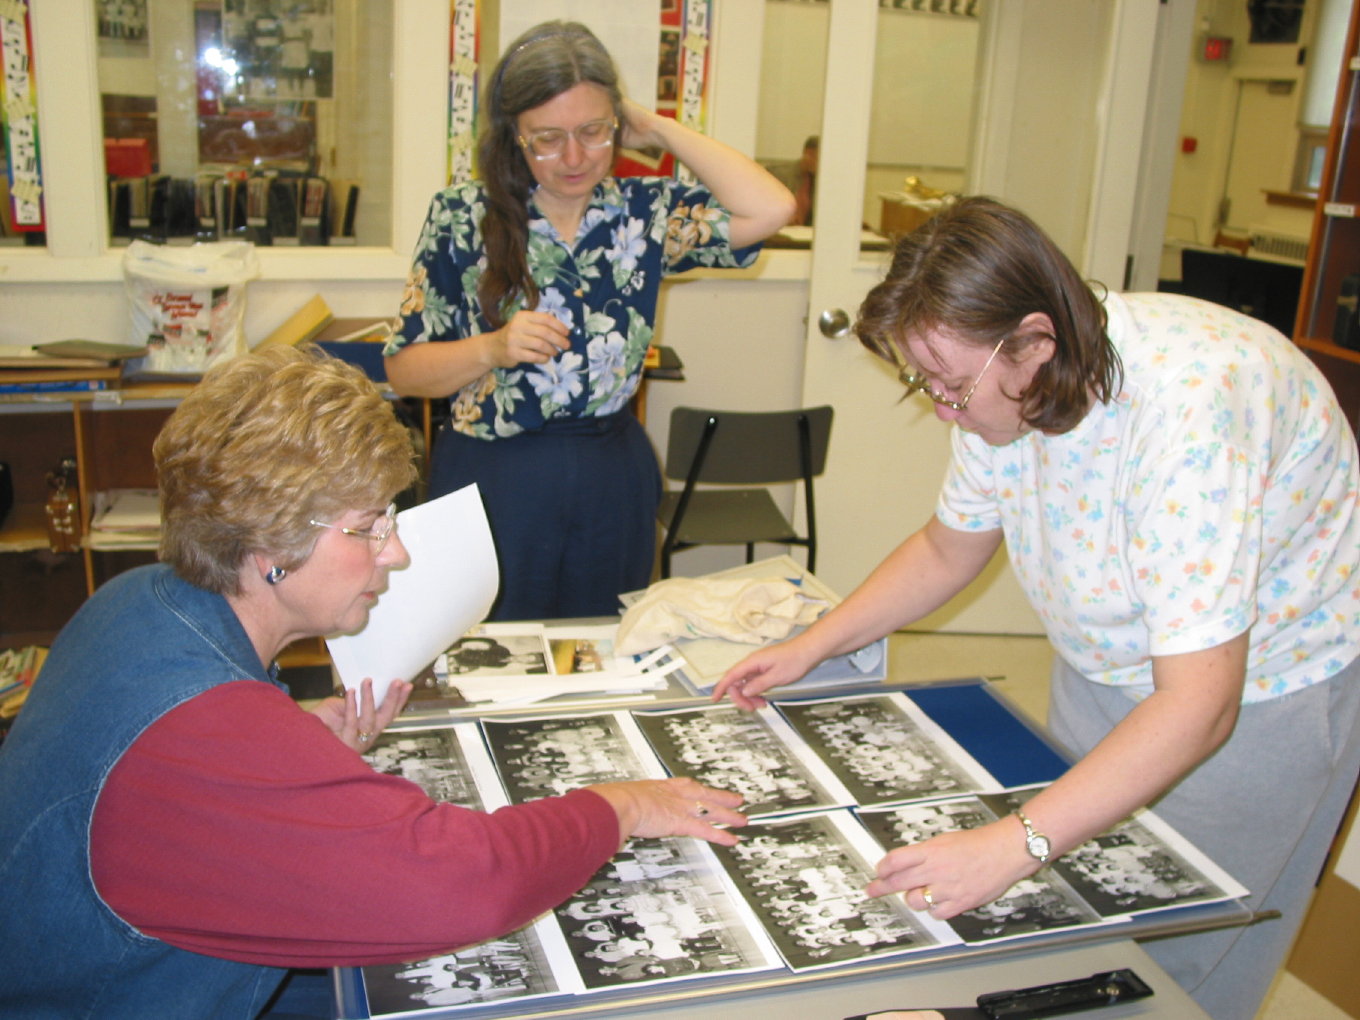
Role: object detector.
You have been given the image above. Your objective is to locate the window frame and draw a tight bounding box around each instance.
[5,0,448,283]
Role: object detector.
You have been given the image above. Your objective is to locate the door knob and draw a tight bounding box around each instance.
[818,308,852,338]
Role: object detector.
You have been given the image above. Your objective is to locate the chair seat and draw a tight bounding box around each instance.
[657,405,832,576]
[658,489,798,546]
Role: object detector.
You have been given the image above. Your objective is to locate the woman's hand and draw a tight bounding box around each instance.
[489,310,570,368]
[616,99,794,248]
[865,816,1038,919]
[618,99,665,152]
[711,639,819,710]
[310,677,413,753]
[588,776,746,849]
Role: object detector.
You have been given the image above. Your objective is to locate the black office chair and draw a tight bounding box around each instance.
[657,405,833,578]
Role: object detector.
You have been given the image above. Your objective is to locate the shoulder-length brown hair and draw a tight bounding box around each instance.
[477,21,623,327]
[855,196,1121,434]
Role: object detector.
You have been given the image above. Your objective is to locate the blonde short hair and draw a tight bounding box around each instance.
[154,345,418,594]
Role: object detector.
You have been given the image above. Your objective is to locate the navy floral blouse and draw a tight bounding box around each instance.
[386,176,761,440]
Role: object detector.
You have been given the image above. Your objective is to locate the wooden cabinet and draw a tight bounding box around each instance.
[0,390,184,650]
[0,383,337,675]
[1296,0,1360,435]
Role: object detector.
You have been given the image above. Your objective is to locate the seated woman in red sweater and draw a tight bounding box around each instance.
[0,345,742,1019]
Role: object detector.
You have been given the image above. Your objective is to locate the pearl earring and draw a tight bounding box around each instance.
[266,565,287,585]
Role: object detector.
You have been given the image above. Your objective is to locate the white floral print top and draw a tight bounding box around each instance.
[386,177,759,440]
[938,292,1360,702]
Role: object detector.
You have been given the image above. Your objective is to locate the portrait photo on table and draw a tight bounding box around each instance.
[440,627,550,676]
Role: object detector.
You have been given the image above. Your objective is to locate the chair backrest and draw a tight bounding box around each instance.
[664,406,833,485]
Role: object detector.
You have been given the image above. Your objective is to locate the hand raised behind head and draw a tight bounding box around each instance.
[588,776,745,848]
[618,98,663,151]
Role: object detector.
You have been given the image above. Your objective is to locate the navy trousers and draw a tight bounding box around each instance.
[429,413,661,621]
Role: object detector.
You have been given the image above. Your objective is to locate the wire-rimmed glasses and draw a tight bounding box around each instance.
[309,503,398,554]
[518,118,618,161]
[881,334,1008,412]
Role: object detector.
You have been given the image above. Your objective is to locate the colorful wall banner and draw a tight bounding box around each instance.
[0,0,44,231]
[448,0,479,185]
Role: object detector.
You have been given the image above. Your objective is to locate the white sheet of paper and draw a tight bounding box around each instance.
[326,484,499,706]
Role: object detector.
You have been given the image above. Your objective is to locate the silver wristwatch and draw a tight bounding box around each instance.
[1016,808,1051,864]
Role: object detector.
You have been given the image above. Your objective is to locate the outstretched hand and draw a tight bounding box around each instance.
[588,776,746,849]
[711,640,818,710]
[310,677,413,753]
[865,817,1038,920]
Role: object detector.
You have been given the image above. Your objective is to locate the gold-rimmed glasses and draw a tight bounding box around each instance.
[517,117,618,161]
[884,335,1008,412]
[309,503,398,554]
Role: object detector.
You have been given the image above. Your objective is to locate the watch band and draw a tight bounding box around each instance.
[1016,808,1051,864]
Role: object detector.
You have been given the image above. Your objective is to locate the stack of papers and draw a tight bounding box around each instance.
[88,489,160,549]
[432,624,685,709]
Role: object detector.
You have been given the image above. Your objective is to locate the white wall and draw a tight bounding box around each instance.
[1164,0,1331,252]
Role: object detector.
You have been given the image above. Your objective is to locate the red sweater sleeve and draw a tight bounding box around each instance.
[91,682,621,967]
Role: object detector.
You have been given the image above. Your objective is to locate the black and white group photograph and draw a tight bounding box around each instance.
[856,797,1104,943]
[481,711,665,803]
[776,693,997,806]
[856,789,1246,944]
[361,926,570,1019]
[362,722,500,811]
[1050,812,1238,917]
[710,811,955,970]
[553,835,780,990]
[633,702,855,818]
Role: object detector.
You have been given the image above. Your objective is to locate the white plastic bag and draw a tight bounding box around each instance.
[123,240,261,375]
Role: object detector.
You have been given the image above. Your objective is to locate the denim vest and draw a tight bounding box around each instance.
[0,564,290,1018]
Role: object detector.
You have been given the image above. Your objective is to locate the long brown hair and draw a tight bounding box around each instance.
[855,197,1121,434]
[477,21,623,327]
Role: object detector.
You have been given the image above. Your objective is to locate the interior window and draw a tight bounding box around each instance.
[755,0,979,248]
[96,0,393,247]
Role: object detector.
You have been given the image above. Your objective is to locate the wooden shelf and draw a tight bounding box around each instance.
[1264,188,1318,210]
[1293,0,1360,442]
[0,503,52,553]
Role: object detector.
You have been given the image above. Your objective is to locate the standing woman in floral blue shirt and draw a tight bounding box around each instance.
[385,20,794,620]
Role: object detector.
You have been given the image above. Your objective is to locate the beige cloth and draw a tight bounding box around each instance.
[616,576,828,655]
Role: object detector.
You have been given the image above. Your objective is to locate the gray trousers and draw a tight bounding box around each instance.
[1047,655,1360,1020]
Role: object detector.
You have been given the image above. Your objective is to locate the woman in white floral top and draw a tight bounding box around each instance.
[715,197,1360,1018]
[385,20,793,621]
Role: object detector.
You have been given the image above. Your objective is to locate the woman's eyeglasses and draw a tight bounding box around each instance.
[310,503,398,554]
[882,335,1008,412]
[518,118,618,161]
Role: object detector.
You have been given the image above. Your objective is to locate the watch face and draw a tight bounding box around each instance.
[1028,833,1051,860]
